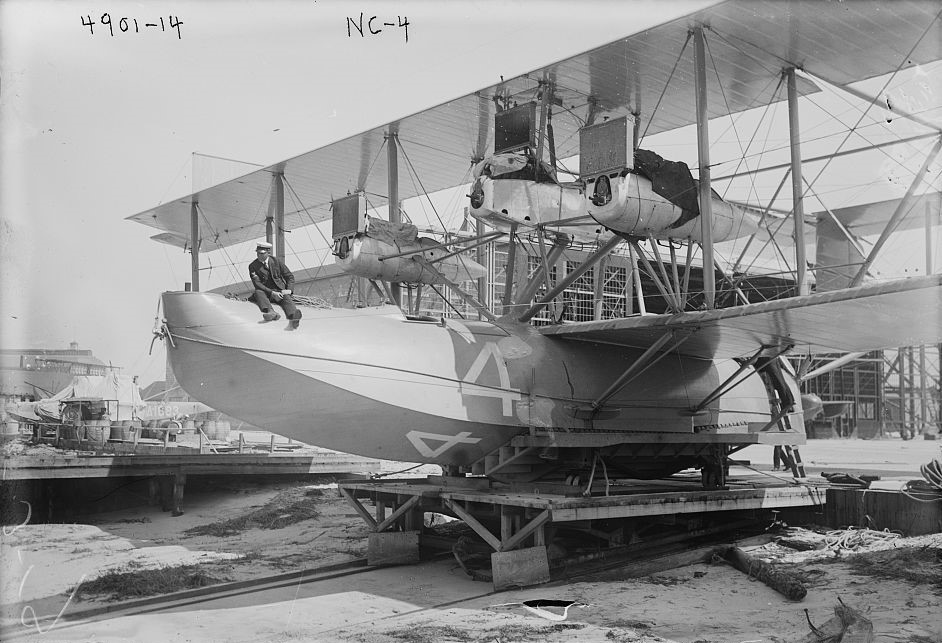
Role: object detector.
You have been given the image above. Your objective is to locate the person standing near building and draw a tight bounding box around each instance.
[248,241,302,330]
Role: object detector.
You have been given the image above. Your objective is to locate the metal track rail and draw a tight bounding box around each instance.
[4,558,374,637]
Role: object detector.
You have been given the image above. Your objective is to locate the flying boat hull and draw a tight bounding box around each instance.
[161,292,781,468]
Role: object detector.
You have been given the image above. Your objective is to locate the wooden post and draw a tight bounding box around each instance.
[270,435,276,452]
[500,505,513,548]
[171,472,187,517]
[148,478,160,506]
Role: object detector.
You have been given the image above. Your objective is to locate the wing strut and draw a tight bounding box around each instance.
[510,234,569,316]
[518,235,622,323]
[585,330,692,420]
[387,127,401,306]
[627,238,682,313]
[691,345,791,414]
[648,238,684,311]
[693,26,715,309]
[786,67,809,295]
[189,200,200,291]
[732,169,790,273]
[377,230,504,262]
[413,256,497,322]
[500,223,519,313]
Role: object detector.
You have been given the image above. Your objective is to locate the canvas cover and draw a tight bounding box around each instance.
[33,371,145,421]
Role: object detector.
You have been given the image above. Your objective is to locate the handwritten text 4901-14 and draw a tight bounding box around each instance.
[81,14,183,39]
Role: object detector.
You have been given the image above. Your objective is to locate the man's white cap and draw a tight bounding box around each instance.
[256,241,273,250]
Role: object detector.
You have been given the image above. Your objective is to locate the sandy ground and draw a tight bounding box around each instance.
[1,438,940,643]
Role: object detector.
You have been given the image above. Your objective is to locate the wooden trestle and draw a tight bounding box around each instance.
[338,473,825,589]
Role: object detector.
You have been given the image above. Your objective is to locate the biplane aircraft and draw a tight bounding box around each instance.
[129,1,942,489]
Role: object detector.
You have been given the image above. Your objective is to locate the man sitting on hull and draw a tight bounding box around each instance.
[249,241,302,330]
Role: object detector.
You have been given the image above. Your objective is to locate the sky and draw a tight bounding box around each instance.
[1,0,939,388]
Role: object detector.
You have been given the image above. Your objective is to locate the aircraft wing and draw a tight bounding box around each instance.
[733,192,942,246]
[821,192,942,237]
[538,275,942,360]
[127,1,940,250]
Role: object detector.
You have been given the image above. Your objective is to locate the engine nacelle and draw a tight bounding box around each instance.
[334,233,486,284]
[467,150,759,244]
[585,173,759,243]
[468,175,604,242]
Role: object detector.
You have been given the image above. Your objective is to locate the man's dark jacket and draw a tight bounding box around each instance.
[249,256,296,296]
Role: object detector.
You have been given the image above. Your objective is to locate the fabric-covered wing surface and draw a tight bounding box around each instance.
[126,0,941,251]
[538,275,942,359]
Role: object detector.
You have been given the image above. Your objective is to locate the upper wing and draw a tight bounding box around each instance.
[538,275,942,359]
[127,1,940,249]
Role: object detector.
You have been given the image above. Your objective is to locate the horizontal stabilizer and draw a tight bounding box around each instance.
[149,231,230,253]
[539,275,942,359]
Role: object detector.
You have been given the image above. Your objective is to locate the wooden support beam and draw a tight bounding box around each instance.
[501,509,551,552]
[485,446,538,477]
[443,498,502,551]
[375,495,422,533]
[338,486,378,529]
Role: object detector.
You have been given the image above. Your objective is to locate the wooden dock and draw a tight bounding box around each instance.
[1,435,380,517]
[1,451,380,480]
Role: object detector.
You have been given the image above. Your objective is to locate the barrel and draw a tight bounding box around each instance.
[214,421,231,442]
[202,420,217,439]
[110,422,130,441]
[84,421,107,442]
[2,420,19,437]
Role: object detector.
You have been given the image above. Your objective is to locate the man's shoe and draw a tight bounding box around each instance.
[262,312,281,322]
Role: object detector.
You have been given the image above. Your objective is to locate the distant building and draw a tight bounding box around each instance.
[0,342,108,402]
